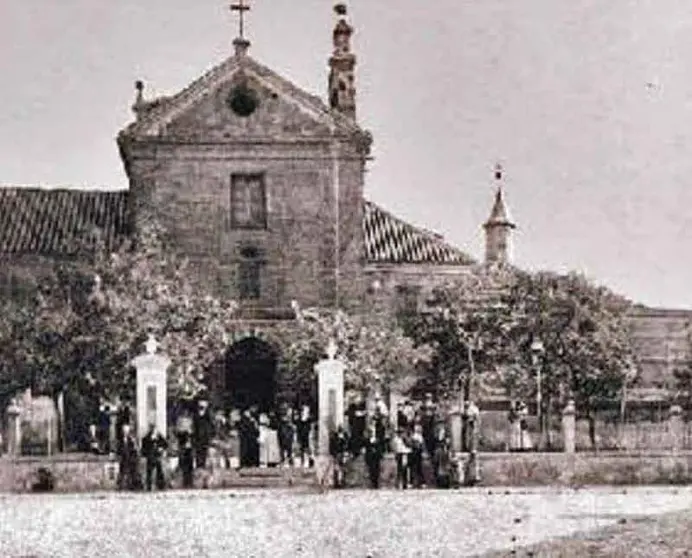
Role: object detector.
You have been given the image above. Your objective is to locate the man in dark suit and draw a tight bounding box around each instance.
[116,424,139,490]
[277,405,296,467]
[141,423,168,491]
[346,392,367,457]
[177,430,195,489]
[192,399,214,469]
[364,424,384,489]
[238,409,260,467]
[421,393,437,458]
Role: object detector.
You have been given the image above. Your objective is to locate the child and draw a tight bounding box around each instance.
[433,437,452,489]
[409,423,426,488]
[391,427,411,489]
[177,430,194,488]
[296,405,313,468]
[329,425,350,488]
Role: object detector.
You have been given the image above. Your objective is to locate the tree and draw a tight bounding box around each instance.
[85,221,239,401]
[406,266,639,449]
[407,265,517,449]
[672,320,692,412]
[1,221,240,448]
[407,265,517,397]
[501,270,639,447]
[277,304,432,404]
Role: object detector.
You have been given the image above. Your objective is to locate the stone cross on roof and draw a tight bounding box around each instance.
[230,0,251,40]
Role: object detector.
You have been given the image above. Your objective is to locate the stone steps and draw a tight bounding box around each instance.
[187,466,317,490]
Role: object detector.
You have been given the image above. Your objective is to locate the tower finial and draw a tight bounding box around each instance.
[230,0,251,56]
[132,80,146,120]
[328,3,357,119]
[494,162,503,182]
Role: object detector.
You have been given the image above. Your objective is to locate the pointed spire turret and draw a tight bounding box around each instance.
[328,3,357,119]
[483,164,516,264]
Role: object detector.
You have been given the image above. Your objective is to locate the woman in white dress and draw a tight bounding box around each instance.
[517,402,533,451]
[258,413,281,467]
[508,401,522,452]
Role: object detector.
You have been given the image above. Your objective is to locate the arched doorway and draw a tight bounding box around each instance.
[225,337,278,413]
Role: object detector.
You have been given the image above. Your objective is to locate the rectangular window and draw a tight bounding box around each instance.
[230,173,267,229]
[238,249,262,300]
[395,285,421,322]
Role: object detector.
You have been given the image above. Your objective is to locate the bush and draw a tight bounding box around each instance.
[31,468,55,492]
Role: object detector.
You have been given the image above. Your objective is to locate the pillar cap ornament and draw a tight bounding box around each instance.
[563,399,576,415]
[326,338,338,360]
[6,401,21,415]
[145,334,159,355]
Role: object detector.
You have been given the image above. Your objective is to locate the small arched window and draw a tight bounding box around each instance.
[238,246,261,300]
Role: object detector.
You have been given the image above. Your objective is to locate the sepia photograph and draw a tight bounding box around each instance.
[1,1,691,556]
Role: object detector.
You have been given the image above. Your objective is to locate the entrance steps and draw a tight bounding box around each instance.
[193,465,317,490]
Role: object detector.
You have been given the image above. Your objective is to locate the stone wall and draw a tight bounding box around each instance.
[4,452,691,493]
[123,145,366,312]
[0,455,120,493]
[344,451,692,488]
[627,307,691,393]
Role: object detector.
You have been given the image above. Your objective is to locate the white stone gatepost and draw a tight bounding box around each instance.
[669,404,684,453]
[562,399,576,454]
[131,335,171,442]
[314,339,345,456]
[5,401,22,456]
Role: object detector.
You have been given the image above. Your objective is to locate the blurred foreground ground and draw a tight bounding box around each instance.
[0,486,690,557]
[481,505,692,557]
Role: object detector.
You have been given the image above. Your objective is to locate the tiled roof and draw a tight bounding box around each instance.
[0,188,474,266]
[364,201,475,265]
[0,187,129,255]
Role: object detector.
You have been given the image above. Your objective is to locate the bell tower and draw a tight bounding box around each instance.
[328,3,357,119]
[483,164,516,265]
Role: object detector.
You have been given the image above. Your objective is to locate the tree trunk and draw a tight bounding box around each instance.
[545,394,552,450]
[53,390,65,453]
[588,413,596,451]
[461,345,475,453]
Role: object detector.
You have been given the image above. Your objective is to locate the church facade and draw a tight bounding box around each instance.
[0,5,690,407]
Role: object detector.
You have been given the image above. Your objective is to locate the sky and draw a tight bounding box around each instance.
[1,0,691,309]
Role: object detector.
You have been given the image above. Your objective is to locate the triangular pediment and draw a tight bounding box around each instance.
[120,55,362,142]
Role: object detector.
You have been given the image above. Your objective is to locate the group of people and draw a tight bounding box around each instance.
[114,398,216,491]
[108,390,483,491]
[234,403,315,469]
[328,392,466,490]
[508,401,534,452]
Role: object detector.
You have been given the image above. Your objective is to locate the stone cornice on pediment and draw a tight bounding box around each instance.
[119,54,366,142]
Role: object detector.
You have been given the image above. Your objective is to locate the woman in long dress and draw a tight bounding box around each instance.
[517,402,533,451]
[508,402,522,451]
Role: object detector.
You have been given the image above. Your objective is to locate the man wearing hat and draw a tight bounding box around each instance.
[421,393,437,457]
[141,423,168,491]
[346,392,367,457]
[193,399,214,469]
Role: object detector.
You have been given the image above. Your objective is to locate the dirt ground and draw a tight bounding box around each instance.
[0,487,690,557]
[480,507,692,557]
